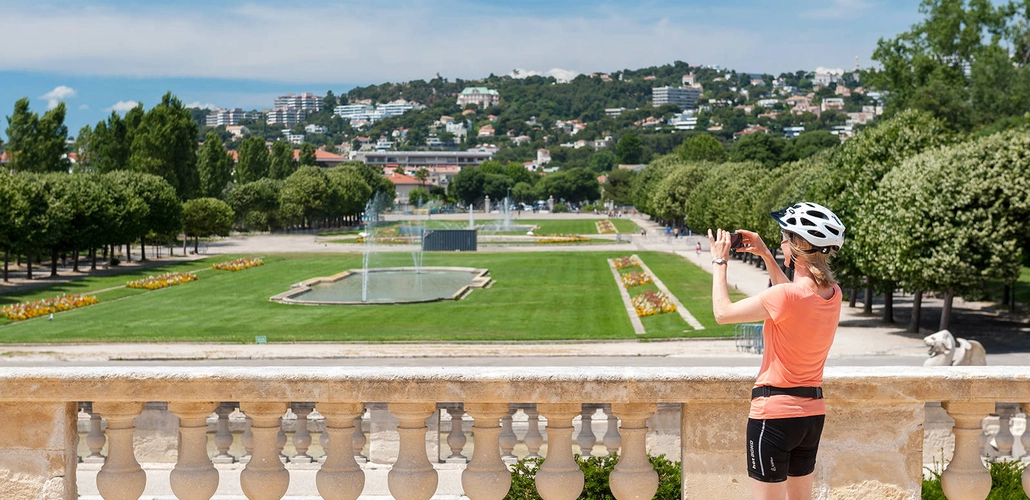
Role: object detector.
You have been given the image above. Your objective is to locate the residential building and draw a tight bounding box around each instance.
[537,149,551,165]
[652,86,702,109]
[830,125,854,138]
[281,130,305,144]
[756,99,782,108]
[205,108,261,127]
[821,98,846,112]
[387,173,422,204]
[835,86,852,97]
[376,140,395,150]
[305,124,328,135]
[353,151,495,169]
[290,148,347,167]
[512,135,531,146]
[668,113,697,131]
[426,136,445,148]
[334,104,376,119]
[267,108,307,126]
[225,125,249,139]
[333,100,418,126]
[846,112,875,126]
[477,125,495,137]
[786,95,812,107]
[274,93,322,113]
[425,165,461,187]
[457,87,500,108]
[605,107,627,117]
[783,126,806,139]
[733,125,770,139]
[593,136,612,149]
[682,73,695,86]
[750,78,766,87]
[813,67,844,86]
[757,111,779,120]
[438,115,455,125]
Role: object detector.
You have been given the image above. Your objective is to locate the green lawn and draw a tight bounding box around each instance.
[516,219,639,235]
[0,251,735,342]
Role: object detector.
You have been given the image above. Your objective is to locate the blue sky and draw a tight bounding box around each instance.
[0,0,924,138]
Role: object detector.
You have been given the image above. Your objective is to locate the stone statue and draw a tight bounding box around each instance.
[923,330,987,366]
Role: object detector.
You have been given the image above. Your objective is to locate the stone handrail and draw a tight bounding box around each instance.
[1,366,1029,499]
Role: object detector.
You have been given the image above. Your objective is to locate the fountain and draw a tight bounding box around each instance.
[271,192,492,305]
[479,196,532,233]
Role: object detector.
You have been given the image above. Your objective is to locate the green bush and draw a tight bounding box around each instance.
[551,204,569,213]
[922,460,1028,499]
[505,453,681,500]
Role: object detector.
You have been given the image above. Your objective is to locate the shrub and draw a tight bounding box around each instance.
[505,453,681,500]
[922,460,1027,499]
[551,204,569,213]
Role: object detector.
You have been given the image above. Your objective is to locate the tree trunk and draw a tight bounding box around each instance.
[26,251,32,280]
[139,236,147,261]
[939,290,955,331]
[3,249,8,282]
[1003,285,1011,311]
[908,290,923,333]
[882,283,894,323]
[90,247,97,271]
[50,249,59,278]
[194,236,199,254]
[864,283,874,314]
[125,243,131,263]
[72,250,80,273]
[849,288,857,308]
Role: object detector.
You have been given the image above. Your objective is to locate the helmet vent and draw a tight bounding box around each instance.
[808,230,827,238]
[801,218,816,226]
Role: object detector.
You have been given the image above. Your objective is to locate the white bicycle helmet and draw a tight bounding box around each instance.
[771,202,845,252]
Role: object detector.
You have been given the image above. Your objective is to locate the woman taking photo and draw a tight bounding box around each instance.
[706,202,845,500]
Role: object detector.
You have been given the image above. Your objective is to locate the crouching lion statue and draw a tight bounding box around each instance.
[923,330,987,366]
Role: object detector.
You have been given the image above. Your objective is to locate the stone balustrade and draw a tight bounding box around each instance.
[0,366,1029,499]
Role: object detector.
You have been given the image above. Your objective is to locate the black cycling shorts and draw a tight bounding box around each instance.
[746,415,825,483]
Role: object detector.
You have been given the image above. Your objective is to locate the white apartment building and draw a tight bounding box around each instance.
[652,86,702,110]
[266,108,307,126]
[305,124,328,135]
[205,108,261,127]
[333,100,416,125]
[457,87,500,108]
[274,93,322,113]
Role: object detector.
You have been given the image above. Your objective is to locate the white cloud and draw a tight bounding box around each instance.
[78,104,89,110]
[39,85,76,109]
[106,100,138,113]
[185,101,219,110]
[509,68,582,83]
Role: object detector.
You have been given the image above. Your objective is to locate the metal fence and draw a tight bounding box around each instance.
[734,323,764,354]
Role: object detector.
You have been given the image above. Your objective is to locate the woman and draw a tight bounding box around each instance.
[706,202,845,500]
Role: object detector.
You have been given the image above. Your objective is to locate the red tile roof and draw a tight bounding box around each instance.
[388,173,421,185]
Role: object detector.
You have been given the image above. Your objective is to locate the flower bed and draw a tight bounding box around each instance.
[1,294,99,321]
[631,290,676,317]
[596,220,617,234]
[213,257,264,272]
[621,271,653,288]
[535,234,590,243]
[127,272,197,290]
[356,236,418,244]
[612,256,642,270]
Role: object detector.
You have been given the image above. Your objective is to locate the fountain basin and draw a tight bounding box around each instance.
[270,267,491,305]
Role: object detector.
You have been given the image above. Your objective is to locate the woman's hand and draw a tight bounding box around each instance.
[707,228,731,261]
[733,229,771,257]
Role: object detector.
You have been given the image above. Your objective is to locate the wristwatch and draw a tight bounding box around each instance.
[712,258,728,265]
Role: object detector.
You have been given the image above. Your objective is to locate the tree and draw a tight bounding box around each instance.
[730,133,789,169]
[450,167,486,206]
[616,133,644,164]
[674,134,727,163]
[589,150,618,172]
[89,112,133,173]
[602,168,637,207]
[236,136,271,183]
[790,130,840,160]
[118,172,183,260]
[298,142,317,167]
[4,99,70,173]
[182,198,234,252]
[408,186,431,206]
[227,178,283,231]
[197,132,234,199]
[269,141,297,180]
[414,167,429,187]
[0,172,26,281]
[280,166,330,228]
[131,92,200,200]
[324,167,372,220]
[534,168,600,203]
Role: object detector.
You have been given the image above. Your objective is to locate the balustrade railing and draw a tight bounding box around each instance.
[1,366,1029,499]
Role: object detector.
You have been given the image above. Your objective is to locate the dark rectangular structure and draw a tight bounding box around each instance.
[422,229,477,252]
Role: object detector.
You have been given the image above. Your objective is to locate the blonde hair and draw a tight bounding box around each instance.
[786,232,838,288]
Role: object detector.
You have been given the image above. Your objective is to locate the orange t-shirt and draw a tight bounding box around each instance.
[749,282,841,420]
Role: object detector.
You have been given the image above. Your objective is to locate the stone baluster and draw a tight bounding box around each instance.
[388,402,439,500]
[609,403,657,500]
[1022,403,1030,497]
[353,414,368,464]
[536,403,584,500]
[446,405,468,463]
[994,403,1017,458]
[213,403,236,464]
[241,415,254,464]
[942,401,993,500]
[291,403,315,463]
[168,402,220,500]
[319,430,329,464]
[315,402,366,500]
[499,405,517,462]
[462,403,512,500]
[523,405,544,459]
[577,404,597,458]
[602,405,621,456]
[277,414,288,462]
[84,403,106,463]
[93,402,146,500]
[239,402,290,500]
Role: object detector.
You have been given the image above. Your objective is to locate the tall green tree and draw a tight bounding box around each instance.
[89,112,134,173]
[197,132,234,198]
[182,198,234,252]
[280,166,330,228]
[298,142,318,167]
[4,99,70,172]
[602,168,638,207]
[236,136,270,183]
[130,92,200,200]
[616,133,644,164]
[0,172,26,281]
[227,178,283,231]
[674,134,727,163]
[269,141,297,180]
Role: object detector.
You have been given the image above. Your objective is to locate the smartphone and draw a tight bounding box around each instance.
[729,232,744,250]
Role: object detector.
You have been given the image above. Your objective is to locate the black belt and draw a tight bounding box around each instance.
[752,386,823,399]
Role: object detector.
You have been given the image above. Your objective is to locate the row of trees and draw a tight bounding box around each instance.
[446,161,600,207]
[635,110,1030,330]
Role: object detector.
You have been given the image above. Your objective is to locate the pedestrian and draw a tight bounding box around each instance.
[696,242,702,258]
[707,202,845,500]
[673,227,680,239]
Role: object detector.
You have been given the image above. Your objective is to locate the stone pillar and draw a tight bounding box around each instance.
[993,403,1018,458]
[536,403,584,500]
[445,405,468,463]
[167,402,219,500]
[499,406,517,463]
[523,405,543,459]
[84,404,106,463]
[241,415,254,464]
[239,402,290,500]
[1021,403,1030,497]
[609,403,657,500]
[276,415,288,462]
[602,405,621,456]
[0,401,78,500]
[353,414,368,464]
[942,401,993,500]
[577,404,597,458]
[291,403,315,463]
[680,401,750,500]
[93,401,146,500]
[212,403,236,464]
[462,403,512,500]
[387,402,439,500]
[315,402,365,500]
